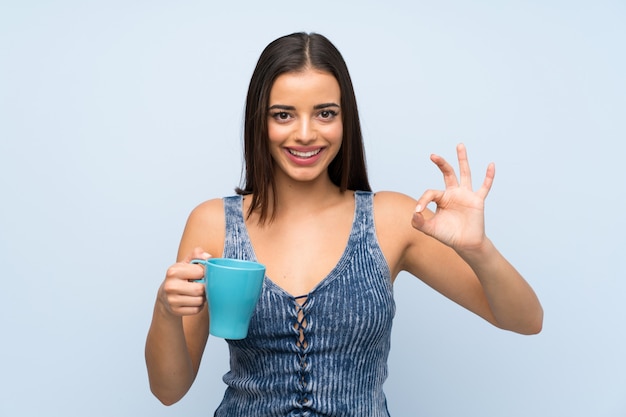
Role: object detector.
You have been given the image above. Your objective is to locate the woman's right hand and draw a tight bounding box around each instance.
[157,248,211,317]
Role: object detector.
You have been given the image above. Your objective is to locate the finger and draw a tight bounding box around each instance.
[476,162,495,200]
[169,294,206,309]
[168,297,206,317]
[456,143,473,189]
[166,262,206,283]
[414,189,444,214]
[430,153,459,188]
[175,306,206,316]
[163,273,206,297]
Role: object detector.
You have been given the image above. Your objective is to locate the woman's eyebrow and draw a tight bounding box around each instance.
[314,102,340,110]
[268,104,295,111]
[268,103,340,111]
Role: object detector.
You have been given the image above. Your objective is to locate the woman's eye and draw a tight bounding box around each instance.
[272,112,291,121]
[319,110,337,119]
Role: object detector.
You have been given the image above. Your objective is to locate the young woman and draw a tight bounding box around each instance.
[145,32,543,416]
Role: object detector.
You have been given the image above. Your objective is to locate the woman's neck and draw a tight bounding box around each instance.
[247,174,348,225]
[274,177,343,212]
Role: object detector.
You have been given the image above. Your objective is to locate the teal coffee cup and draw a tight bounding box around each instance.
[191,258,266,340]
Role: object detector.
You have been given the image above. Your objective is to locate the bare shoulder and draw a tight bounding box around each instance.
[177,198,226,260]
[373,191,427,229]
[373,191,417,213]
[188,198,225,224]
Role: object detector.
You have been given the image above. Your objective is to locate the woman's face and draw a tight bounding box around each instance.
[267,68,343,186]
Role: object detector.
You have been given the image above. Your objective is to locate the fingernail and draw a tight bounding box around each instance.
[202,252,211,258]
[415,204,422,213]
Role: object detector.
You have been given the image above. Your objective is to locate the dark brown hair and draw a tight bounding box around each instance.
[236,32,371,223]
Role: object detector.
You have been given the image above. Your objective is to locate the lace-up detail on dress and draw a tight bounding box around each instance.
[291,295,313,414]
[216,192,395,417]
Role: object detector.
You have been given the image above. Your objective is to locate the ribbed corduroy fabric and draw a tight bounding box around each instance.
[214,191,395,417]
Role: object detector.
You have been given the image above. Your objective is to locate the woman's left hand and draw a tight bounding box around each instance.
[412,143,495,252]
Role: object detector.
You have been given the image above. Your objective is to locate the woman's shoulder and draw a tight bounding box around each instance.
[179,197,228,257]
[370,190,421,236]
[372,190,418,212]
[188,197,226,220]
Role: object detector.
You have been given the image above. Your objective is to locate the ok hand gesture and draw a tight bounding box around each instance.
[412,143,495,252]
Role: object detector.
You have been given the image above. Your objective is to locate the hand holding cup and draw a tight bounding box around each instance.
[159,249,211,317]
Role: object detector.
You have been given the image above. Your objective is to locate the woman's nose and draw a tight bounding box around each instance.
[296,119,316,142]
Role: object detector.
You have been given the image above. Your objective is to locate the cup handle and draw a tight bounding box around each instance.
[190,259,207,283]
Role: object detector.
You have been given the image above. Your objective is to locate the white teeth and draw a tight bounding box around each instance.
[288,149,321,158]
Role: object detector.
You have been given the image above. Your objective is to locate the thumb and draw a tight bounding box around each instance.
[411,203,437,236]
[411,210,431,233]
[183,247,212,263]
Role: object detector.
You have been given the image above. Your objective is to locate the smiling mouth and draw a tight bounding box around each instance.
[288,148,322,158]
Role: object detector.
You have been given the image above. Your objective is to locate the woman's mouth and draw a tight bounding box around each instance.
[287,148,322,159]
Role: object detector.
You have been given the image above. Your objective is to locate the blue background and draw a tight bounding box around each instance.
[1,1,625,416]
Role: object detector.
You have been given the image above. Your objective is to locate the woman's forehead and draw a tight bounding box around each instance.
[269,70,340,105]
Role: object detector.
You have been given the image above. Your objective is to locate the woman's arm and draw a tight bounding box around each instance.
[376,144,543,334]
[145,199,225,404]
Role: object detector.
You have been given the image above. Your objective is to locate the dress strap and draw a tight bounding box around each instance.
[353,191,375,232]
[222,195,256,261]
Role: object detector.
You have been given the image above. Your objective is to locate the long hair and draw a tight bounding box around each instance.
[236,32,371,223]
